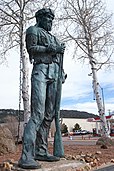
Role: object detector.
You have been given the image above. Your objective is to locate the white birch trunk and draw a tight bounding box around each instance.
[21,47,30,123]
[89,50,109,137]
[20,11,30,124]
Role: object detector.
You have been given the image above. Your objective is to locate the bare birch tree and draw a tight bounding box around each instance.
[62,0,114,137]
[0,0,58,125]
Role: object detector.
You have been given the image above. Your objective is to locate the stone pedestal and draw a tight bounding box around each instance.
[10,159,87,171]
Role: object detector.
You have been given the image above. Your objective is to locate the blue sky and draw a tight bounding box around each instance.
[0,0,114,115]
[61,50,114,114]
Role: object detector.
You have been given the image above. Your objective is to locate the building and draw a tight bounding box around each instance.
[62,118,96,132]
[50,110,98,136]
[87,114,114,136]
[60,110,98,132]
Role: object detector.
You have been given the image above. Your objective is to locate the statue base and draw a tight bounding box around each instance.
[9,159,87,171]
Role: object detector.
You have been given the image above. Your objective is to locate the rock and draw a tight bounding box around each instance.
[84,164,91,170]
[100,144,108,149]
[2,162,13,171]
[65,155,77,160]
[96,136,114,146]
[0,125,16,155]
[76,168,85,171]
[81,154,86,158]
[80,158,85,162]
[76,169,83,171]
[90,161,97,167]
[60,158,66,161]
[86,153,92,157]
[76,155,81,160]
[76,164,91,171]
[93,159,98,165]
[72,156,76,160]
[65,155,73,160]
[84,156,92,163]
[96,157,100,161]
[65,151,102,170]
[96,151,102,155]
[111,159,114,163]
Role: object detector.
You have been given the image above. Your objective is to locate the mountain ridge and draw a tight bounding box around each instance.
[0,109,98,123]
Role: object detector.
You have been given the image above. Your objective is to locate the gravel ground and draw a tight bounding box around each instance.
[0,143,114,167]
[0,136,114,170]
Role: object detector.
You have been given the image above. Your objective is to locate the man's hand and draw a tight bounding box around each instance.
[46,44,56,53]
[56,43,65,54]
[46,43,65,54]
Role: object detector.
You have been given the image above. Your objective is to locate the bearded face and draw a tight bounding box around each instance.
[37,14,53,31]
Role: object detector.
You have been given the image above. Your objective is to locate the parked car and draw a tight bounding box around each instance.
[73,130,81,135]
[80,130,88,135]
[62,132,69,136]
[72,130,93,136]
[80,130,92,135]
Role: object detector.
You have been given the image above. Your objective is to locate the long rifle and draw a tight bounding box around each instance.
[53,50,64,158]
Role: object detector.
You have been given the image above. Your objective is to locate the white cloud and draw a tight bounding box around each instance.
[61,44,114,114]
[61,101,114,115]
[62,52,92,99]
[61,101,97,113]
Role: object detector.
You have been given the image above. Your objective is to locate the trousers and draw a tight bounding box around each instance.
[22,62,59,156]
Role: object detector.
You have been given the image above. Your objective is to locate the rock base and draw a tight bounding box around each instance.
[1,159,87,171]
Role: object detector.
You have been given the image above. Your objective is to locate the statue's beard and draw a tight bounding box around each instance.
[39,21,52,31]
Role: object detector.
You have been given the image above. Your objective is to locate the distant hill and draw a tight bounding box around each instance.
[0,109,24,123]
[0,109,98,123]
[60,110,98,119]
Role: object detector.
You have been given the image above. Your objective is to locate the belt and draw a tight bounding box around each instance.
[33,55,60,65]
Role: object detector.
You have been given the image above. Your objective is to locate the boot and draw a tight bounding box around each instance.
[18,142,41,169]
[35,152,60,162]
[35,131,60,162]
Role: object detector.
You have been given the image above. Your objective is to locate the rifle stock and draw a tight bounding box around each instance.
[53,53,64,157]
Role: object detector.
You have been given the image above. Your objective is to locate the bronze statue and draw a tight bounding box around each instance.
[18,8,66,169]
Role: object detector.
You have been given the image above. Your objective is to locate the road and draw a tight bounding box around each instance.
[94,165,114,171]
[49,135,98,145]
[62,140,96,145]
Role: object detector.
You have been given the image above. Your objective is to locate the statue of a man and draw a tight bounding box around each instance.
[18,8,66,169]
